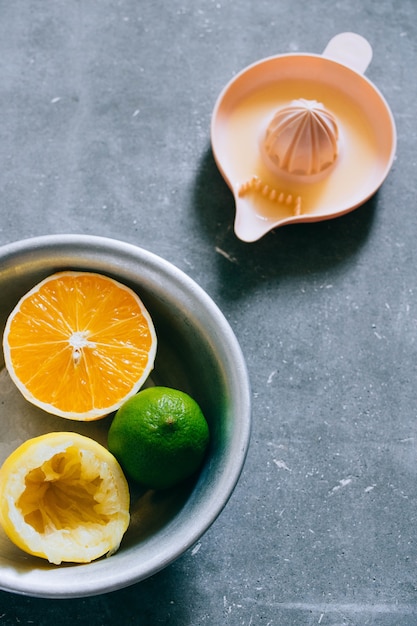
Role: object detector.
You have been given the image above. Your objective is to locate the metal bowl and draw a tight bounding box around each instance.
[0,234,251,598]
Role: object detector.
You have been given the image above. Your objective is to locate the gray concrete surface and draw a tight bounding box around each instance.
[0,0,416,624]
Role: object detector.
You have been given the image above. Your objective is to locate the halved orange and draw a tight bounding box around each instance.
[3,271,157,420]
[0,432,130,564]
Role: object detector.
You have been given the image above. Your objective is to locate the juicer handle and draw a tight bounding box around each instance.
[322,32,373,75]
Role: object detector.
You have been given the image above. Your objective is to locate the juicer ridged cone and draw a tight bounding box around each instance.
[264,99,339,176]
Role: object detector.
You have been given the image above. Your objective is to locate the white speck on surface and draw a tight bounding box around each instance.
[365,484,376,493]
[215,247,237,263]
[288,41,300,51]
[191,542,201,556]
[267,370,277,384]
[268,441,286,450]
[132,109,140,117]
[51,97,61,103]
[329,477,352,495]
[273,459,291,472]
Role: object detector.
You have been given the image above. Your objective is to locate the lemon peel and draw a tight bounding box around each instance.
[0,432,130,564]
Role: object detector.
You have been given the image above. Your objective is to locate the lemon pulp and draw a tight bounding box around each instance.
[0,432,130,565]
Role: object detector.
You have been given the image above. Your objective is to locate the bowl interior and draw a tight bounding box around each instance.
[0,235,251,598]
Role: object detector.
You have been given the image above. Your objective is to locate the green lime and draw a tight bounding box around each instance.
[107,386,210,490]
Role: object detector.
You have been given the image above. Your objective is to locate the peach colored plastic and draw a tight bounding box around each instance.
[211,33,397,242]
[262,98,339,176]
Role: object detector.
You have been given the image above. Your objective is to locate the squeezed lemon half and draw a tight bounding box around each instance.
[0,432,130,565]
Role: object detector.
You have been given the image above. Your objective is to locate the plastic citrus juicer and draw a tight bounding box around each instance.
[211,33,397,242]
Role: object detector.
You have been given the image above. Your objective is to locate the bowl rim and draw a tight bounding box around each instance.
[0,234,251,598]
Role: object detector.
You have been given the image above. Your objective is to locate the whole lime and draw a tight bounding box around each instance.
[107,386,210,489]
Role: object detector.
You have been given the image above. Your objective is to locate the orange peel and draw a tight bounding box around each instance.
[2,271,157,420]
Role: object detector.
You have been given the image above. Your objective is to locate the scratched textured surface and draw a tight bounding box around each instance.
[0,0,416,624]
